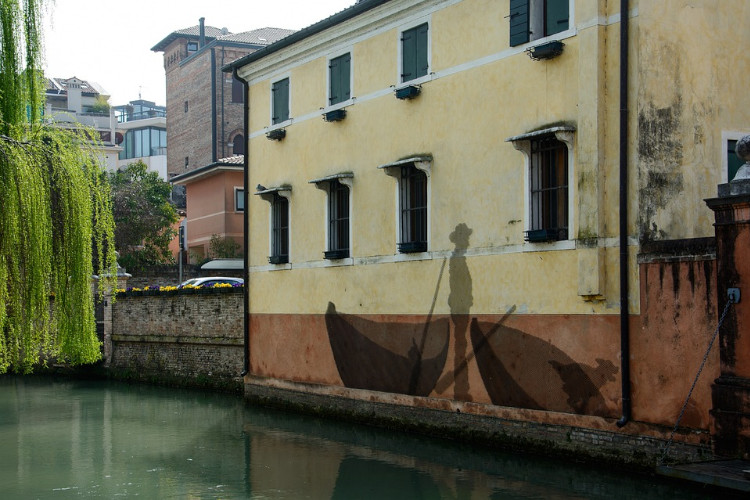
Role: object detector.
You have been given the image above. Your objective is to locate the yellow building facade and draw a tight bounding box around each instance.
[229,0,750,463]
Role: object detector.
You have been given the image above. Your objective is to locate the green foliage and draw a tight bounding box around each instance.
[0,0,117,373]
[209,234,241,259]
[88,95,110,115]
[109,161,178,272]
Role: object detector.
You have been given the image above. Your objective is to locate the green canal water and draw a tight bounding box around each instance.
[0,376,726,499]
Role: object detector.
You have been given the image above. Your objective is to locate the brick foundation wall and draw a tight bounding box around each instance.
[245,379,713,469]
[110,291,243,391]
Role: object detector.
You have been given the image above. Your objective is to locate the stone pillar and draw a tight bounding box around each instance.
[705,135,750,459]
[100,263,131,367]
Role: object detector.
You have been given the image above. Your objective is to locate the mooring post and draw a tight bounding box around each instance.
[705,135,750,459]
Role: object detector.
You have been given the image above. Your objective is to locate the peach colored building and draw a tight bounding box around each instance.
[171,156,244,262]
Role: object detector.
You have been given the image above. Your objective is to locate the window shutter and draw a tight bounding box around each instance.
[401,29,416,81]
[509,0,530,47]
[546,0,569,36]
[280,79,289,122]
[272,82,280,123]
[341,53,351,100]
[329,58,340,105]
[272,78,289,124]
[415,24,429,78]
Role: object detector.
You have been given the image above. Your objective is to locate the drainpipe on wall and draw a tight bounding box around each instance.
[211,49,217,163]
[234,67,250,377]
[616,0,631,428]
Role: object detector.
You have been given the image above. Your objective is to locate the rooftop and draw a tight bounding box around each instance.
[152,24,295,52]
[45,77,109,97]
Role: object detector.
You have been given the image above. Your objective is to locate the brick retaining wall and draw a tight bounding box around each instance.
[110,290,243,391]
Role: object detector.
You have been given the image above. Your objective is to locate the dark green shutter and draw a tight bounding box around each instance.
[329,53,351,105]
[509,0,529,46]
[402,28,416,81]
[546,0,569,36]
[341,53,351,100]
[415,24,428,78]
[272,78,289,124]
[402,24,428,82]
[329,58,340,104]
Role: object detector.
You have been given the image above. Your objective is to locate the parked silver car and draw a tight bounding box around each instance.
[178,276,243,288]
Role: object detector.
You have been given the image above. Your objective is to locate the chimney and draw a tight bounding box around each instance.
[199,17,206,47]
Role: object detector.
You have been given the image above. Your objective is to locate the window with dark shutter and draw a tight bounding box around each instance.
[546,0,569,35]
[509,0,530,47]
[510,0,569,47]
[271,78,289,124]
[401,23,429,83]
[329,53,351,106]
[232,133,244,156]
[231,79,244,103]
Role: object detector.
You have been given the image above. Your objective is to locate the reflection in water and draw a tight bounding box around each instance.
[0,377,721,499]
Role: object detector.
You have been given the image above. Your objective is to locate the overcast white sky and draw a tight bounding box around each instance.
[42,0,356,106]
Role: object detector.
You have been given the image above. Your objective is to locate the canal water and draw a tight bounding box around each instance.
[0,376,725,499]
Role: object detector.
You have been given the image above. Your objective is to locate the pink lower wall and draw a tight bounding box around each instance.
[247,250,719,435]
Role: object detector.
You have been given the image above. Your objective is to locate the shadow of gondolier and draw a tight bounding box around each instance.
[448,223,473,401]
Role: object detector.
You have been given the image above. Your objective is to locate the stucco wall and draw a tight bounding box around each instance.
[231,0,736,460]
[184,170,244,255]
[635,0,750,242]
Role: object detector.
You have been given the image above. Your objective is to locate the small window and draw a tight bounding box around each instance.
[509,0,570,47]
[184,156,189,169]
[232,133,245,156]
[527,136,568,241]
[187,41,198,54]
[235,188,245,212]
[326,180,350,259]
[329,53,351,106]
[271,78,290,125]
[232,79,244,104]
[401,23,429,83]
[184,101,189,113]
[398,165,428,252]
[270,194,289,264]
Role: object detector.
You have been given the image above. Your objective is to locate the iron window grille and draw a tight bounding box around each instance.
[398,165,427,253]
[325,180,350,259]
[270,194,289,264]
[527,135,568,242]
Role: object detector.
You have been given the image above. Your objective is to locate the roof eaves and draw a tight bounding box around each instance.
[223,0,392,73]
[170,160,244,185]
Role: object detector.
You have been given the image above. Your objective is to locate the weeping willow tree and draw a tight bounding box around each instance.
[0,0,117,373]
